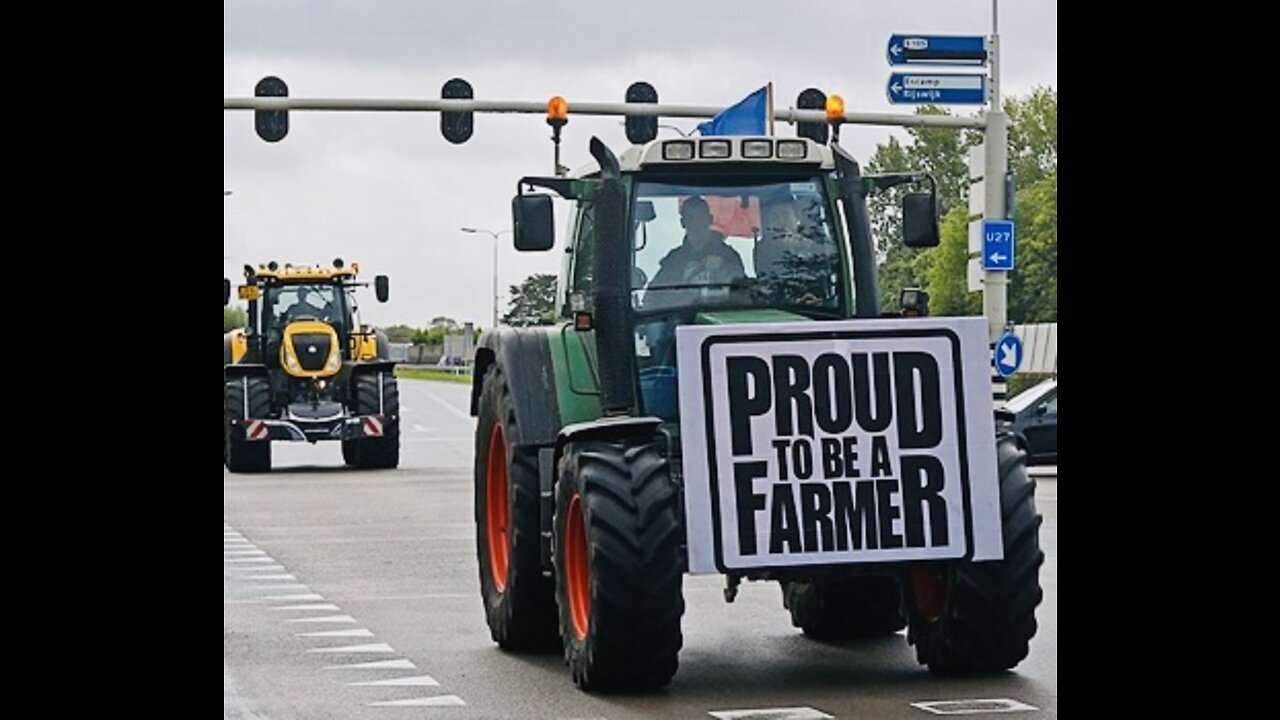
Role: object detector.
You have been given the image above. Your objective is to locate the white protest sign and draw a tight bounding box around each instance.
[676,317,1002,575]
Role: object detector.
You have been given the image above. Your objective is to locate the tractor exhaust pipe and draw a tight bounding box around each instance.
[588,137,636,416]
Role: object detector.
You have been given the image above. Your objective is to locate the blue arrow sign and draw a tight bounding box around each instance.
[994,332,1023,378]
[887,34,988,66]
[887,73,987,105]
[981,219,1015,271]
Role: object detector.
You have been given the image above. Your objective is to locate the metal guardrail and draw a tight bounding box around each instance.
[397,364,472,376]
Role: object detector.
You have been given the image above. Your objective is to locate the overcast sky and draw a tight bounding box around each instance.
[224,0,1056,329]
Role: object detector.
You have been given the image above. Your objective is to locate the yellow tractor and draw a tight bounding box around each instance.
[223,259,399,472]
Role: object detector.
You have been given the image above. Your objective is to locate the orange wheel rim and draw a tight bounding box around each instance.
[909,565,947,622]
[485,423,509,592]
[565,494,590,639]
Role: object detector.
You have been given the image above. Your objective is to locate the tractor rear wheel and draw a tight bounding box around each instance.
[555,436,684,691]
[905,434,1044,674]
[351,372,400,469]
[781,576,906,640]
[473,365,559,651]
[224,376,272,474]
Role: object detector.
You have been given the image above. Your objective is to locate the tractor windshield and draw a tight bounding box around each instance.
[265,283,345,332]
[632,178,845,315]
[629,177,847,422]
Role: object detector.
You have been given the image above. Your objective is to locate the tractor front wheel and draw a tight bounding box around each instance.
[350,372,400,469]
[555,436,684,691]
[224,376,272,474]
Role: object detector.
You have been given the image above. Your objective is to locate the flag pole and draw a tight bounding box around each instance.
[767,82,775,136]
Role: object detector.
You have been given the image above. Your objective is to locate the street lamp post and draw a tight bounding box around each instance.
[461,227,512,329]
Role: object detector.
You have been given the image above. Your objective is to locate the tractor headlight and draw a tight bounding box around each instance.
[283,347,302,372]
[324,350,341,373]
[776,140,809,160]
[699,139,731,159]
[662,140,695,161]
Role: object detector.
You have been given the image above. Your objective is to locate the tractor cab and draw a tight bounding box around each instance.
[515,135,938,430]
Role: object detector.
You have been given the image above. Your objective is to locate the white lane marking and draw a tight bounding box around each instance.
[911,699,1039,715]
[325,659,416,670]
[284,615,357,623]
[308,643,396,654]
[348,675,439,687]
[245,575,299,582]
[297,629,375,638]
[223,540,253,546]
[419,390,472,422]
[225,557,278,564]
[227,565,287,573]
[270,603,340,611]
[261,593,324,601]
[709,709,833,720]
[248,585,311,592]
[302,593,473,601]
[368,696,466,707]
[412,424,430,433]
[224,550,269,556]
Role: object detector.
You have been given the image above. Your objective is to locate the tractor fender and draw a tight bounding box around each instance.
[471,326,561,448]
[224,330,250,365]
[554,416,665,458]
[350,360,397,376]
[225,363,269,380]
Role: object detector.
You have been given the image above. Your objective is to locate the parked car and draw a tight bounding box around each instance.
[997,378,1057,465]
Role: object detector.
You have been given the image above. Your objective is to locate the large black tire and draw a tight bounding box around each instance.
[350,372,400,469]
[781,575,906,640]
[555,437,684,691]
[905,434,1044,674]
[473,366,559,651]
[224,376,272,474]
[341,438,359,466]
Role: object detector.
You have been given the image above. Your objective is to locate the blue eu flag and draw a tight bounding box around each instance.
[696,84,772,136]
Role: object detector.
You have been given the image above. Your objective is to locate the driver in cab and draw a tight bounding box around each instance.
[642,195,745,309]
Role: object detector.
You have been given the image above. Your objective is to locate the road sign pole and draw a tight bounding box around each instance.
[981,21,1007,346]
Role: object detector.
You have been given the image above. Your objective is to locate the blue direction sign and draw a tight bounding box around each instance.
[887,73,986,105]
[981,219,1015,271]
[887,34,988,66]
[994,332,1023,378]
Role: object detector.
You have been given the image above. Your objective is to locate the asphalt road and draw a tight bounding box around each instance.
[225,377,1058,719]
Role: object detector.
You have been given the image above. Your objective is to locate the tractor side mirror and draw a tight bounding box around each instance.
[635,200,656,223]
[223,278,231,306]
[375,275,390,303]
[902,192,940,248]
[513,194,555,251]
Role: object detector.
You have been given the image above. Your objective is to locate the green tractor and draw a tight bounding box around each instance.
[223,259,400,473]
[470,133,1043,691]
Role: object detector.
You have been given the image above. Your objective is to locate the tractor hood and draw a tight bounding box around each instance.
[281,320,342,378]
[692,309,814,325]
